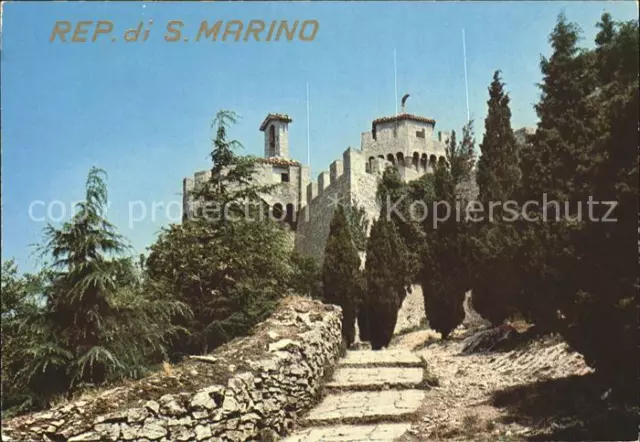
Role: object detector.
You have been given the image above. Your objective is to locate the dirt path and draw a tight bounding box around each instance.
[390,328,639,441]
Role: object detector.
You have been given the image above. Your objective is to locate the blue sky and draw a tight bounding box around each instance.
[2,1,637,272]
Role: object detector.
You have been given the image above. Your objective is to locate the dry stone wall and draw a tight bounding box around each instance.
[2,297,343,442]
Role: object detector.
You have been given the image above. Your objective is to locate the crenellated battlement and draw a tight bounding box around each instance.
[329,160,343,184]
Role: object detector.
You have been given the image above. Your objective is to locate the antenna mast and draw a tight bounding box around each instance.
[306,82,311,174]
[462,29,470,122]
[394,48,398,116]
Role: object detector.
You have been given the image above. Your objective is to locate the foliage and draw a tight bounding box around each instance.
[322,205,363,346]
[343,200,369,252]
[289,252,323,299]
[2,168,187,414]
[146,218,294,356]
[555,14,639,391]
[363,214,410,349]
[147,110,297,356]
[420,122,476,338]
[469,13,639,393]
[470,70,523,325]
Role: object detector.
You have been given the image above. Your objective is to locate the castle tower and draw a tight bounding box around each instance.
[259,113,292,159]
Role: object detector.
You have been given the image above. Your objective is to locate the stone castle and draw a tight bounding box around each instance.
[183,106,533,263]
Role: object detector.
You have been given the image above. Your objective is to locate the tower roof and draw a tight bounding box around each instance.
[372,113,436,127]
[259,113,293,131]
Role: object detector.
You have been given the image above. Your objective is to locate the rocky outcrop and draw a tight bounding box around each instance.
[2,297,343,442]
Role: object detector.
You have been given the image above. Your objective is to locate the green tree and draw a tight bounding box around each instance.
[421,123,476,338]
[516,13,600,331]
[343,200,369,253]
[6,168,186,411]
[1,261,48,414]
[364,215,410,349]
[148,110,296,356]
[476,70,521,204]
[322,205,363,346]
[470,71,523,325]
[560,15,639,392]
[146,218,294,356]
[520,13,597,204]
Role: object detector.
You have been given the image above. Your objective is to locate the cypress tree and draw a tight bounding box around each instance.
[476,70,521,204]
[516,13,599,331]
[562,15,639,393]
[364,215,408,349]
[520,13,597,204]
[421,122,476,338]
[323,205,363,346]
[470,71,523,325]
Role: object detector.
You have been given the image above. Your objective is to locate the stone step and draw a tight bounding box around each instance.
[339,350,423,368]
[282,423,412,441]
[300,390,425,426]
[325,367,424,391]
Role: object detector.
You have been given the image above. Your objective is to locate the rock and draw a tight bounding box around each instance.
[126,407,149,423]
[241,412,260,423]
[159,394,186,416]
[139,422,167,440]
[191,410,209,420]
[144,401,160,415]
[68,432,100,441]
[225,429,245,441]
[94,422,121,440]
[268,339,299,352]
[189,355,218,364]
[194,424,212,440]
[190,391,216,410]
[172,426,195,441]
[222,396,240,413]
[166,416,192,427]
[119,423,138,441]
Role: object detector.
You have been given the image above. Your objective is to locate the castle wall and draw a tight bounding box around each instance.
[295,148,383,264]
[295,166,352,262]
[183,161,306,221]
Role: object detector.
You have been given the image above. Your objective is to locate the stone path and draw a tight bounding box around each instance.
[284,349,426,441]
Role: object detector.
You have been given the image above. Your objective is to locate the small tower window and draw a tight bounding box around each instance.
[281,173,290,183]
[416,129,425,138]
[269,125,276,156]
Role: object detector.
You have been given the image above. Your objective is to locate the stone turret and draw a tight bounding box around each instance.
[260,113,292,159]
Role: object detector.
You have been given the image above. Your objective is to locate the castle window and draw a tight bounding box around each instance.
[416,129,425,138]
[268,125,276,156]
[281,173,290,183]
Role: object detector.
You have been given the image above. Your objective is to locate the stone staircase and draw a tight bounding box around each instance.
[283,349,426,441]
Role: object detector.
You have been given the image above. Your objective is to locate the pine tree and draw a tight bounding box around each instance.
[148,110,298,355]
[11,168,186,409]
[470,71,523,325]
[190,110,275,220]
[322,205,363,346]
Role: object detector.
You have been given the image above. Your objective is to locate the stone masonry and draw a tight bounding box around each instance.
[183,106,534,265]
[2,297,343,442]
[284,348,429,441]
